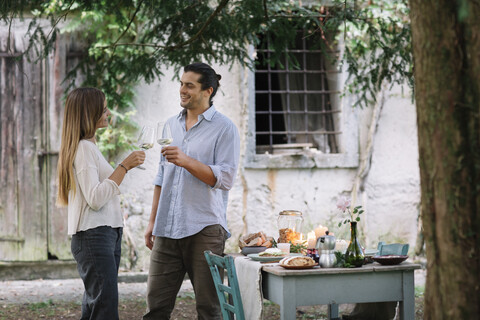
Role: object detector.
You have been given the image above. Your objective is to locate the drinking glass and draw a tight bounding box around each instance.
[136,125,155,169]
[156,121,173,165]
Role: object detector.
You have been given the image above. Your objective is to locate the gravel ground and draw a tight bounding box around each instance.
[0,269,425,305]
[0,273,193,305]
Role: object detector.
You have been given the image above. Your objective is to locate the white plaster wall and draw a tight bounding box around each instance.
[117,62,420,271]
[237,92,420,255]
[361,88,421,249]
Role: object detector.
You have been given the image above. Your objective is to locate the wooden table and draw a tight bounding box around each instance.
[261,262,421,320]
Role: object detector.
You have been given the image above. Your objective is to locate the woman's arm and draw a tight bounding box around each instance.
[75,144,145,210]
[108,151,145,185]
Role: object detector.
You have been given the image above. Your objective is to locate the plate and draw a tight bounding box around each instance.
[247,253,301,262]
[247,253,288,262]
[372,255,408,265]
[241,246,267,256]
[279,263,318,270]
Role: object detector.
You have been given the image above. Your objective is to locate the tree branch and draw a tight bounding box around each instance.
[45,0,75,40]
[101,0,144,75]
[263,0,269,20]
[97,0,230,51]
[165,0,230,50]
[112,0,144,48]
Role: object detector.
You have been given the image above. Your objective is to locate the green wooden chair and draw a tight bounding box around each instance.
[377,242,409,256]
[204,250,245,320]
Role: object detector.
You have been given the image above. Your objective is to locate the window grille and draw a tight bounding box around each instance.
[255,31,341,154]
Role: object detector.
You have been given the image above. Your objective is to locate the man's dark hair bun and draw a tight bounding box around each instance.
[216,74,222,81]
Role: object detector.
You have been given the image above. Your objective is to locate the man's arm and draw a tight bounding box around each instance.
[144,185,161,250]
[162,146,217,187]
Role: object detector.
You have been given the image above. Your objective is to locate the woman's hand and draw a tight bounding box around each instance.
[108,151,145,186]
[122,151,145,170]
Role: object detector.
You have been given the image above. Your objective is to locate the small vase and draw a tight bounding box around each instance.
[345,221,364,267]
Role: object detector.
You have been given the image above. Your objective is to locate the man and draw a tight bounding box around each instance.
[143,62,240,320]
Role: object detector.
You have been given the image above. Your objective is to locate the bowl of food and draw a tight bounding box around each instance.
[372,255,408,265]
[239,231,274,255]
[241,246,267,256]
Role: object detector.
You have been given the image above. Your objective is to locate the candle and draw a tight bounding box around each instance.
[314,225,329,239]
[307,231,316,249]
[294,233,306,246]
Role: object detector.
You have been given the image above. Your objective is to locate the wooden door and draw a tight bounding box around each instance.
[0,29,47,261]
[0,28,80,261]
[45,35,85,260]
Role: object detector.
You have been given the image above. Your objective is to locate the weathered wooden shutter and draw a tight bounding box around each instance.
[0,26,82,261]
[45,34,85,260]
[0,29,47,261]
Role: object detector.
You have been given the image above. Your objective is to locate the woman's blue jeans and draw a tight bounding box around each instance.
[71,226,123,320]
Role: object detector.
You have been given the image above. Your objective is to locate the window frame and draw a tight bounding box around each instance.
[244,43,359,169]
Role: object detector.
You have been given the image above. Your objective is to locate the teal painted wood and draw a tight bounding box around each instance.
[378,243,409,256]
[261,264,420,320]
[204,251,245,320]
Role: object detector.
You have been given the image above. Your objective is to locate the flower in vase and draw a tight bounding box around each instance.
[336,197,351,212]
[336,196,364,227]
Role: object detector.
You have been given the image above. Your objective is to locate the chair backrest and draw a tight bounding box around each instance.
[204,250,245,320]
[377,242,409,256]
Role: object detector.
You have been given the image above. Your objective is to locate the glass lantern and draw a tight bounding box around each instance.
[277,210,304,243]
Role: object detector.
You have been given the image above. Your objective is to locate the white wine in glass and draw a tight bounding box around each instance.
[157,121,173,165]
[136,125,155,169]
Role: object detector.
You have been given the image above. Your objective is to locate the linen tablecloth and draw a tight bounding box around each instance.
[233,255,274,320]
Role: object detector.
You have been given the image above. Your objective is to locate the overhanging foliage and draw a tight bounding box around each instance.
[1,0,413,159]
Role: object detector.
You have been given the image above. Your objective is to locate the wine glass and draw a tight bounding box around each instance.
[136,125,155,169]
[156,121,173,165]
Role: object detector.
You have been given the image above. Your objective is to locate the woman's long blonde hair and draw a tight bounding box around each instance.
[56,87,105,206]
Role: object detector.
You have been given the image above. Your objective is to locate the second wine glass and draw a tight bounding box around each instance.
[136,125,155,169]
[157,121,173,165]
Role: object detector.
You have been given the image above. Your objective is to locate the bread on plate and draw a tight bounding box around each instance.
[279,256,316,267]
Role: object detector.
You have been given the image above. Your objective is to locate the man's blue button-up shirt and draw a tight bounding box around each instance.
[152,106,240,239]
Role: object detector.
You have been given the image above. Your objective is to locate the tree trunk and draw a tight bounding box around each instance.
[409,0,480,319]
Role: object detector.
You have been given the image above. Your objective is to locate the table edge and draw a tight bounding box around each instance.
[261,263,422,276]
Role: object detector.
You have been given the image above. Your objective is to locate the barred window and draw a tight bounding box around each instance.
[255,31,341,155]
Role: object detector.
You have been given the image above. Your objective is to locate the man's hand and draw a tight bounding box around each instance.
[162,146,217,187]
[144,222,155,250]
[162,146,190,167]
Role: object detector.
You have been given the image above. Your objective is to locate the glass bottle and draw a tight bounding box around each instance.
[344,221,365,267]
[277,210,303,243]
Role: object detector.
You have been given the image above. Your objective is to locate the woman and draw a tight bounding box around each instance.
[56,87,145,319]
